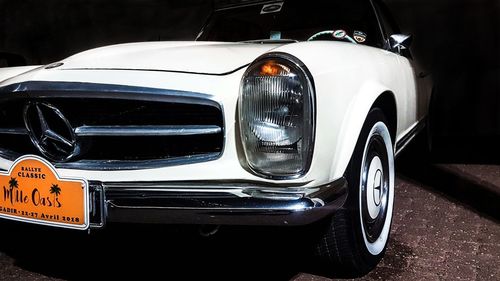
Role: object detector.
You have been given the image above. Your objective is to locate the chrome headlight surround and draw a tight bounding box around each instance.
[239,53,316,179]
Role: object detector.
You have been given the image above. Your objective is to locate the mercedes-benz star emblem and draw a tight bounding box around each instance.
[373,169,383,207]
[23,102,79,162]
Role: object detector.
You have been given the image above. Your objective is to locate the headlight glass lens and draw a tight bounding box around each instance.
[239,56,314,178]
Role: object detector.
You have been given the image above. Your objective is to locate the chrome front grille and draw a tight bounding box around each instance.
[0,82,224,170]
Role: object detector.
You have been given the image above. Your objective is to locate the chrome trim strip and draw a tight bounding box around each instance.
[103,177,348,226]
[55,153,221,170]
[395,117,426,156]
[0,149,221,170]
[89,184,106,229]
[103,180,312,197]
[0,81,220,108]
[369,0,389,47]
[61,64,250,77]
[103,181,310,189]
[0,128,28,135]
[74,125,222,137]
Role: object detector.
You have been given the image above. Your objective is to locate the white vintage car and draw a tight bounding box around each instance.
[0,0,430,275]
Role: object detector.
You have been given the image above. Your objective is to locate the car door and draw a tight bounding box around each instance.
[372,0,432,122]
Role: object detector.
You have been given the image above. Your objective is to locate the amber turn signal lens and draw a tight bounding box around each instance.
[260,61,288,76]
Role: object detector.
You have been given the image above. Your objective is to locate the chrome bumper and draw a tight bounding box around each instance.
[91,178,348,227]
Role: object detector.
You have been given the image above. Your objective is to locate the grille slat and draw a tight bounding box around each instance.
[0,128,28,135]
[0,84,224,170]
[74,125,222,137]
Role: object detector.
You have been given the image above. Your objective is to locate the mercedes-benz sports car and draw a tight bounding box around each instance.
[0,0,431,274]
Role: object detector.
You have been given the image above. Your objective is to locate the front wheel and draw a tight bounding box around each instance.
[314,108,395,277]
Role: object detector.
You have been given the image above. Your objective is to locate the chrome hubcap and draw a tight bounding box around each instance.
[361,135,389,243]
[366,156,384,219]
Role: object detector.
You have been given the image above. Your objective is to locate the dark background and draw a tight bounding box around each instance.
[0,0,499,161]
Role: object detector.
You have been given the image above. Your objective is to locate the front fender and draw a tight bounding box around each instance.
[329,81,394,180]
[273,42,407,184]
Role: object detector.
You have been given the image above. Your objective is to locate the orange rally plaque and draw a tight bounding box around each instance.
[0,155,89,230]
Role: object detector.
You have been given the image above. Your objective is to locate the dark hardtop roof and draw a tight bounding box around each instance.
[215,0,282,11]
[214,0,378,11]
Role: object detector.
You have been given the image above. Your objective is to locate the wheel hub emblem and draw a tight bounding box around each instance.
[373,169,383,206]
[366,156,384,219]
[23,102,79,162]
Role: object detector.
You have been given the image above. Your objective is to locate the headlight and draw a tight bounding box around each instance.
[239,54,315,179]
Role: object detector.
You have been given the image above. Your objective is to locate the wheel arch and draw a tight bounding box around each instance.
[372,91,397,144]
[328,82,398,181]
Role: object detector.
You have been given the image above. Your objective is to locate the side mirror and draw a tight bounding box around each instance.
[389,34,413,52]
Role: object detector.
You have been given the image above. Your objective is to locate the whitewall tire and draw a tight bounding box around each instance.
[358,121,394,255]
[314,108,395,277]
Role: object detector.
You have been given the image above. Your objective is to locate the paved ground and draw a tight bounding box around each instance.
[0,144,498,280]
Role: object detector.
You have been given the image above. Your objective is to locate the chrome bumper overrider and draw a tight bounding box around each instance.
[90,178,348,227]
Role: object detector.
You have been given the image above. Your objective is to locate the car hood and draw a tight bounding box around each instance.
[59,41,284,75]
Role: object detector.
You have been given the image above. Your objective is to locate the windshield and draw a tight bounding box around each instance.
[198,0,383,48]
